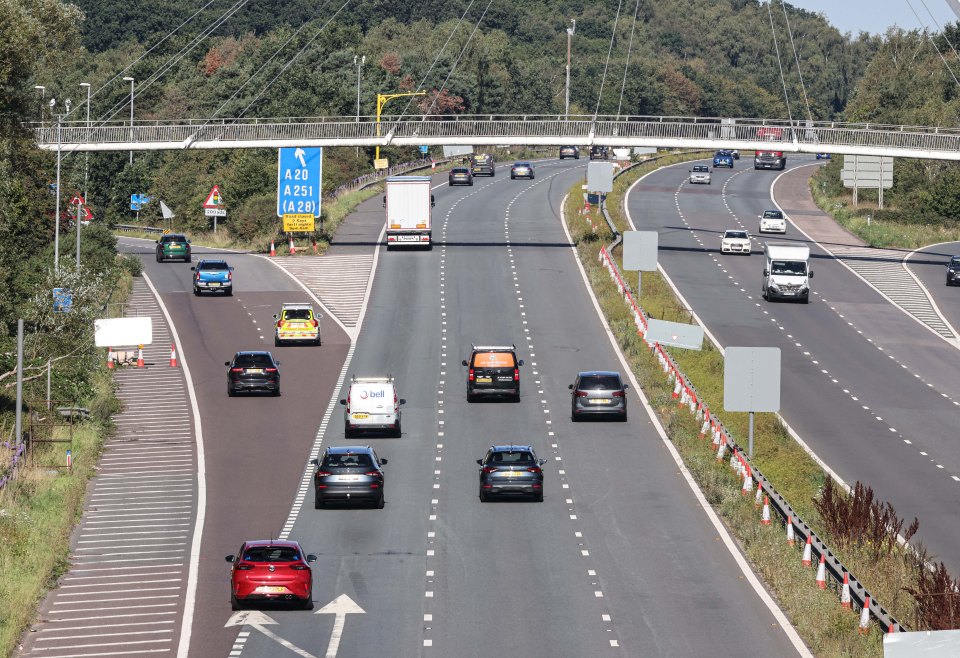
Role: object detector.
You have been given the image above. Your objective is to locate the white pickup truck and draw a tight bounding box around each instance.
[384,176,435,249]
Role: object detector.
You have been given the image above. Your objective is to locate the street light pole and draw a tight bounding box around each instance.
[79,82,91,271]
[565,19,576,119]
[355,55,365,156]
[122,76,135,165]
[54,112,62,274]
[374,91,426,163]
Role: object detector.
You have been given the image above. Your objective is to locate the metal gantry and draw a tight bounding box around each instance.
[29,114,960,160]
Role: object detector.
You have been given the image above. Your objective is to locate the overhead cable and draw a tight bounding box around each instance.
[616,0,643,118]
[593,0,625,119]
[765,0,795,126]
[779,0,813,122]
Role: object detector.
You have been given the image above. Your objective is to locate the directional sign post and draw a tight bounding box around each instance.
[277,147,322,220]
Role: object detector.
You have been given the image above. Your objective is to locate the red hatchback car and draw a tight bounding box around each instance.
[226,540,316,610]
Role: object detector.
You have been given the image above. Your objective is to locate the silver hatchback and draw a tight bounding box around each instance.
[569,371,628,421]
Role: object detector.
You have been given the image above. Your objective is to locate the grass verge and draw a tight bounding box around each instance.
[564,155,927,656]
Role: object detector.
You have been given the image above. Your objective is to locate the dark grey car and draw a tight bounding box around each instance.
[947,256,960,286]
[477,445,546,502]
[312,446,387,509]
[569,371,628,421]
[226,351,280,397]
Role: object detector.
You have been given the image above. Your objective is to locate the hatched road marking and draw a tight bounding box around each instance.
[265,254,374,328]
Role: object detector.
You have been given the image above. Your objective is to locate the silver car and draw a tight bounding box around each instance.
[569,371,628,421]
[689,165,711,185]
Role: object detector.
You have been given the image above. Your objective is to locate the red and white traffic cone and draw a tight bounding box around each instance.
[741,465,753,496]
[755,480,763,507]
[815,554,827,588]
[699,417,710,438]
[269,239,276,257]
[169,344,178,368]
[786,516,796,547]
[671,379,681,399]
[431,158,436,171]
[761,495,772,526]
[859,596,871,635]
[288,236,295,255]
[887,623,895,634]
[107,347,114,369]
[712,425,721,448]
[136,346,145,368]
[840,572,851,608]
[801,535,813,567]
[312,239,318,254]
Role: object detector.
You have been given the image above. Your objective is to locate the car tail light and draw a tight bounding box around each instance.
[315,471,332,478]
[513,368,519,381]
[482,466,498,474]
[228,271,233,281]
[236,563,254,570]
[195,273,201,281]
[311,319,318,328]
[230,367,243,373]
[289,564,309,570]
[468,368,475,382]
[276,320,283,328]
[575,391,588,398]
[526,466,542,474]
[612,390,625,398]
[265,367,278,373]
[364,471,381,477]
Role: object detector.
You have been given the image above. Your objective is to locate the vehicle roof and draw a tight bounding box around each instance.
[197,258,228,264]
[489,444,535,452]
[162,233,187,239]
[325,445,375,455]
[350,375,394,383]
[451,167,471,171]
[577,370,621,377]
[472,344,516,352]
[233,350,276,357]
[281,302,314,309]
[951,256,960,261]
[241,539,302,549]
[386,175,432,182]
[762,209,784,216]
[765,243,809,257]
[723,229,748,235]
[513,162,531,166]
[692,165,709,170]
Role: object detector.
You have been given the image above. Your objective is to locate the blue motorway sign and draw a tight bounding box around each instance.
[277,147,322,217]
[419,145,429,154]
[53,288,73,313]
[130,194,152,211]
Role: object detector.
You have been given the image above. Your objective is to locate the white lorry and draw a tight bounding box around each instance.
[384,176,435,249]
[762,243,813,303]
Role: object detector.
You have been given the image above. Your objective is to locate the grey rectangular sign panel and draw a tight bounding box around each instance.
[587,161,614,193]
[645,319,704,350]
[622,231,659,271]
[884,628,960,657]
[724,347,781,413]
[442,145,474,157]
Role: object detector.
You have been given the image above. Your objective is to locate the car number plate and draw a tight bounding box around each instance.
[397,235,419,242]
[782,291,795,296]
[476,376,492,383]
[589,399,611,405]
[246,368,264,374]
[340,475,360,481]
[352,413,369,419]
[255,586,288,594]
[208,282,220,287]
[505,471,523,477]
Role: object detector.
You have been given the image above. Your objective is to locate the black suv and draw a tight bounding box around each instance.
[477,445,546,502]
[156,233,191,262]
[471,153,496,176]
[589,145,609,160]
[312,446,387,508]
[569,371,628,421]
[226,351,281,397]
[948,256,960,286]
[463,345,523,402]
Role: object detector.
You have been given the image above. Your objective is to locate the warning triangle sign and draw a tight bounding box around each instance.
[203,185,224,208]
[69,195,85,206]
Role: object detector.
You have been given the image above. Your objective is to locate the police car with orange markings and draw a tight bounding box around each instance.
[273,303,321,346]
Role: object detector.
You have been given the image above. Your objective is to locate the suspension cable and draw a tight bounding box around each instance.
[779,0,813,122]
[593,0,625,119]
[616,0,643,118]
[765,0,795,127]
[423,0,495,117]
[910,0,960,96]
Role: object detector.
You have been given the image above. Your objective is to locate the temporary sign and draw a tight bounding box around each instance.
[587,162,614,193]
[645,318,704,350]
[623,231,659,271]
[724,347,781,413]
[94,317,153,347]
[283,213,316,232]
[277,147,322,218]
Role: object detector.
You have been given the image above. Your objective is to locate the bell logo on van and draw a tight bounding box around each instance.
[359,390,385,399]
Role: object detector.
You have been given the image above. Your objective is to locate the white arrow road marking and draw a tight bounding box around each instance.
[295,147,307,167]
[225,610,317,658]
[316,594,365,658]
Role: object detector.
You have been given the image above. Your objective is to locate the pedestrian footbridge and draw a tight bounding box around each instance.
[30,114,960,160]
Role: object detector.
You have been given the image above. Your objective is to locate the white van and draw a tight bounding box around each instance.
[762,243,813,303]
[340,376,404,437]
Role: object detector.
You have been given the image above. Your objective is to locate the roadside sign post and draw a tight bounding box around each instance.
[724,347,781,457]
[203,185,226,233]
[622,230,659,296]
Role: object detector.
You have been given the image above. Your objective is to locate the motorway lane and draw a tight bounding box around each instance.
[627,159,960,571]
[118,239,351,658]
[239,160,801,657]
[907,240,960,336]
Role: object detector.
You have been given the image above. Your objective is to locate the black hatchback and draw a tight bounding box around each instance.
[569,371,628,421]
[226,351,281,397]
[477,445,546,502]
[311,446,387,509]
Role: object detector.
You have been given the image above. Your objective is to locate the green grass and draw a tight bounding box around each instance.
[563,156,925,656]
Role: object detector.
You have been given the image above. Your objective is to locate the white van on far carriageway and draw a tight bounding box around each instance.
[340,375,405,438]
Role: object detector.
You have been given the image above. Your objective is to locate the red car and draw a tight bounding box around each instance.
[226,540,316,610]
[756,126,784,140]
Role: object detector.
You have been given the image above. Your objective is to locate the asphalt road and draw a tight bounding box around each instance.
[235,161,801,657]
[626,158,960,572]
[906,240,960,334]
[117,237,351,658]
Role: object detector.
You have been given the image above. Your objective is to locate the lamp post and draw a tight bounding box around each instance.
[54,108,62,274]
[374,91,426,164]
[565,19,576,119]
[79,82,91,270]
[122,76,134,165]
[34,85,45,122]
[354,55,365,156]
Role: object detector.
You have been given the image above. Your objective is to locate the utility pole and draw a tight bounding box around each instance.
[55,111,62,274]
[565,19,576,119]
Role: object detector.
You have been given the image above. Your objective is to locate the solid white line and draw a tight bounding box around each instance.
[26,650,170,657]
[30,638,172,650]
[582,185,811,656]
[34,620,175,633]
[54,595,181,605]
[42,612,176,624]
[35,629,173,641]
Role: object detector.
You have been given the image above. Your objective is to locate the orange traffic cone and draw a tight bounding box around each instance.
[107,347,114,369]
[741,465,753,496]
[859,596,871,634]
[671,379,681,399]
[801,535,813,567]
[288,236,295,255]
[840,572,851,608]
[136,346,145,368]
[786,516,796,547]
[887,623,895,634]
[761,495,771,526]
[699,417,710,438]
[715,437,726,462]
[170,344,178,368]
[755,481,763,507]
[270,239,276,257]
[815,554,826,588]
[312,239,318,254]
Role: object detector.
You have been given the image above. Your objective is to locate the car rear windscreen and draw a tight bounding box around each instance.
[578,375,621,390]
[243,547,300,562]
[491,451,535,464]
[283,309,312,320]
[234,354,273,367]
[323,454,373,468]
[473,352,515,368]
[200,262,228,270]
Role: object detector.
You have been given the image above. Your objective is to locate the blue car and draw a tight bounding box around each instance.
[816,153,831,160]
[713,151,734,168]
[191,259,234,296]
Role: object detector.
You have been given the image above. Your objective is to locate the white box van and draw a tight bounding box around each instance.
[340,376,405,437]
[762,243,813,303]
